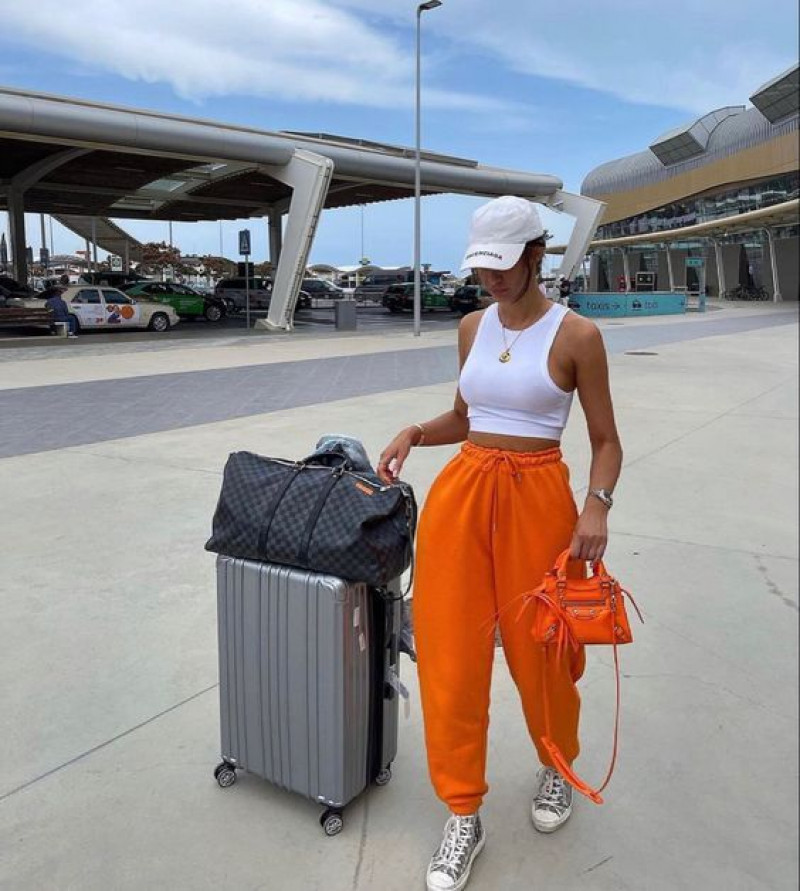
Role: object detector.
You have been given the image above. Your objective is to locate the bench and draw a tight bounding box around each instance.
[0,305,55,331]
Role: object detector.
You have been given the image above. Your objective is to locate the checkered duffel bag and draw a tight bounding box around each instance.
[205,450,417,587]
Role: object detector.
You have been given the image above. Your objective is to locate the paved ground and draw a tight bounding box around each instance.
[0,300,797,890]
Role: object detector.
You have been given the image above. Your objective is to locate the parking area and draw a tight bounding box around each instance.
[0,301,463,345]
[0,302,797,890]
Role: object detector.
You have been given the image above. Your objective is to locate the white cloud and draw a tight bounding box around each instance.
[6,1,794,119]
[334,0,799,115]
[1,0,525,114]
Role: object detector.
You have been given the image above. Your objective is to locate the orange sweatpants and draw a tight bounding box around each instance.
[414,442,586,815]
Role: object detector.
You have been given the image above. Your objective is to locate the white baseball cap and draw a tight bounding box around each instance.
[460,195,545,272]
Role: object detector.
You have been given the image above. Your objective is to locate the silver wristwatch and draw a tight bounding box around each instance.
[588,488,614,509]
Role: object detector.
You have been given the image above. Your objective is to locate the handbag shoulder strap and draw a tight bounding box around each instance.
[538,583,643,804]
[539,640,622,805]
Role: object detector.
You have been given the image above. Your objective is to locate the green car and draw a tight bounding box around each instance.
[381,282,451,314]
[124,282,227,322]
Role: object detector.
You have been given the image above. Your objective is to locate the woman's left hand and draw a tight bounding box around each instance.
[569,502,609,562]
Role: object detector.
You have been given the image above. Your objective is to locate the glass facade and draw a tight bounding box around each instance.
[591,172,799,295]
[596,172,799,240]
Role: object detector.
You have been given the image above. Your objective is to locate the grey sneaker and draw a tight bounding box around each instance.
[532,767,573,833]
[426,813,485,891]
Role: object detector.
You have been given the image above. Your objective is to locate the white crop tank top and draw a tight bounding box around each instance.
[459,302,574,440]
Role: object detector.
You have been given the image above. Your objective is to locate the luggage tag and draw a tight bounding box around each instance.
[387,665,411,719]
[352,607,367,651]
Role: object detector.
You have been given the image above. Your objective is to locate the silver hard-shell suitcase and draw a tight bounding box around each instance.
[213,556,401,835]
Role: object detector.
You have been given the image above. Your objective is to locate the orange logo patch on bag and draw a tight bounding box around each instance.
[354,481,374,496]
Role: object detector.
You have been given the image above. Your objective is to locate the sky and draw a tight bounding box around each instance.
[1,0,798,276]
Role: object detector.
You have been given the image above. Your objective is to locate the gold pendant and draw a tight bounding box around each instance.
[499,350,511,363]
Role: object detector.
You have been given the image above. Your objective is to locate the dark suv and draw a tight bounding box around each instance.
[79,271,147,288]
[213,277,272,313]
[382,282,451,314]
[354,273,409,302]
[449,285,492,315]
[0,275,33,297]
[301,278,346,299]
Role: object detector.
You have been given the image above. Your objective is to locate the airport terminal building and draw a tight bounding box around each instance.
[580,65,799,299]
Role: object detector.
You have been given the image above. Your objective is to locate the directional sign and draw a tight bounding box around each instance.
[238,229,251,256]
[686,257,705,267]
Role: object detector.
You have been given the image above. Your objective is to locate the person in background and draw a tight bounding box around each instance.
[45,286,77,337]
[378,196,622,891]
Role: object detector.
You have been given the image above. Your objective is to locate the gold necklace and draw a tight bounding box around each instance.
[498,324,526,363]
[497,303,550,362]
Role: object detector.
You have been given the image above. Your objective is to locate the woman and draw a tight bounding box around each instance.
[377,196,622,891]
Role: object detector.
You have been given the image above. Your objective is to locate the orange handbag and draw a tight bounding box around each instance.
[523,550,643,804]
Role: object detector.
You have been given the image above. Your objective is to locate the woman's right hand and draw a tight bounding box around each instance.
[377,427,419,484]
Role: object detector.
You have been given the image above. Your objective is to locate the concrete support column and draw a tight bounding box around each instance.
[588,254,600,292]
[712,240,726,298]
[256,150,333,331]
[665,246,675,291]
[91,217,98,272]
[268,208,283,267]
[764,228,783,302]
[621,249,631,292]
[7,188,28,284]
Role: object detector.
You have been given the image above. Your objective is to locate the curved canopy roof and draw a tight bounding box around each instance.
[0,86,563,224]
[649,106,744,166]
[582,66,799,198]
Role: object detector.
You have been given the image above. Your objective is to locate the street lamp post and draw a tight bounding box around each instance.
[413,0,442,338]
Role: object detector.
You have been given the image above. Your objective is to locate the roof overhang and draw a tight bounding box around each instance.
[547,198,799,253]
[0,86,563,224]
[649,107,745,166]
[750,64,800,124]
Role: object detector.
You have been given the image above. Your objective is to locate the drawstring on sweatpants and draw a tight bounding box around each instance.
[480,451,521,535]
[462,442,568,641]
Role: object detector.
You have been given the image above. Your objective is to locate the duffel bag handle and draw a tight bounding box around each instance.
[300,449,353,470]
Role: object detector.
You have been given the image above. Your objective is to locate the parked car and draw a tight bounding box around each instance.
[213,277,272,313]
[0,275,34,297]
[55,285,180,332]
[382,282,451,314]
[354,272,410,302]
[301,278,347,300]
[449,284,493,315]
[79,271,148,288]
[124,281,227,322]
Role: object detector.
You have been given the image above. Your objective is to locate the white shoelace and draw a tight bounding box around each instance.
[536,769,570,814]
[431,816,478,878]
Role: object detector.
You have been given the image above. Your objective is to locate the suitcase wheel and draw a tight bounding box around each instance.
[320,808,344,837]
[374,766,392,787]
[214,761,237,788]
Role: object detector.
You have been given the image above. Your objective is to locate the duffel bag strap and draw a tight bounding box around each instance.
[257,462,306,556]
[298,464,346,566]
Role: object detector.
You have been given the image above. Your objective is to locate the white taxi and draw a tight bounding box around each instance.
[62,285,180,332]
